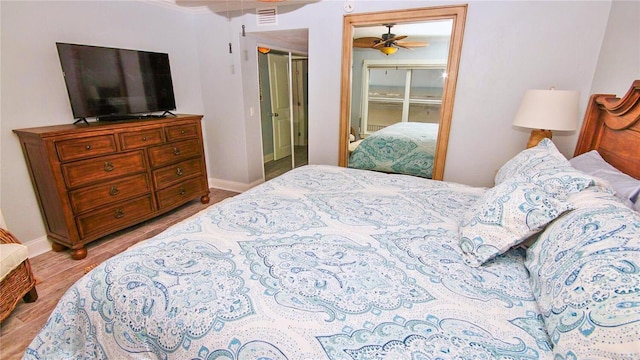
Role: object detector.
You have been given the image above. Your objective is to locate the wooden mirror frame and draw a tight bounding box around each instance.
[338,5,467,180]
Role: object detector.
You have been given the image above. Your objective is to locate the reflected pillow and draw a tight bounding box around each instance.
[459,178,574,267]
[494,138,569,186]
[570,150,640,207]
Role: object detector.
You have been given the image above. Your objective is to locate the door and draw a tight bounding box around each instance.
[268,54,292,161]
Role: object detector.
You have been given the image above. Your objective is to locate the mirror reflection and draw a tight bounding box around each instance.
[258,50,309,181]
[339,6,467,180]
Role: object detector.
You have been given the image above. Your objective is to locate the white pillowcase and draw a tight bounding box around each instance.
[459,178,574,267]
[570,150,640,208]
[494,138,569,186]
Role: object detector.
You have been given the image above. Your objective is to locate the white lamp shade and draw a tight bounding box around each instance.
[512,89,579,131]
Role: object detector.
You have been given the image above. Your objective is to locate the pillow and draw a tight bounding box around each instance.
[525,188,640,358]
[458,178,574,267]
[570,150,640,206]
[494,138,569,186]
[529,166,610,200]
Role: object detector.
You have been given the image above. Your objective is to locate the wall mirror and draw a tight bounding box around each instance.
[339,5,467,180]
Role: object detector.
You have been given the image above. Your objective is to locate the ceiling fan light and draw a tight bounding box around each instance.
[379,46,398,55]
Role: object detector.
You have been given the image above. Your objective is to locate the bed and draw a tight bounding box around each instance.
[348,122,438,178]
[24,81,640,359]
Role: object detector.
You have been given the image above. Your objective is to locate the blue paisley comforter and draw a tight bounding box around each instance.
[25,165,555,359]
[348,122,438,178]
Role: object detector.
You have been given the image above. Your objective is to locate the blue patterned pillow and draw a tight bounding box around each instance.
[525,187,640,358]
[459,178,574,267]
[529,167,610,200]
[495,139,569,186]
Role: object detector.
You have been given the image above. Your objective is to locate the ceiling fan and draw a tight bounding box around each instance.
[353,24,429,55]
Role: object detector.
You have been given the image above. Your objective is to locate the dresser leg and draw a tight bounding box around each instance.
[71,247,88,260]
[51,242,67,252]
[200,195,210,204]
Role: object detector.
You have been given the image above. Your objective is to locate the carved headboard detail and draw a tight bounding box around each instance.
[574,80,640,179]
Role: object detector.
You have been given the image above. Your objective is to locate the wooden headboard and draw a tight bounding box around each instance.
[574,80,640,179]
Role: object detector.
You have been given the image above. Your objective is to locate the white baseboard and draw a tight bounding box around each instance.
[25,235,53,259]
[209,177,264,193]
[263,153,274,163]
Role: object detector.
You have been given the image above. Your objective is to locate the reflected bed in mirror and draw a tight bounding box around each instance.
[348,122,438,178]
[339,5,467,180]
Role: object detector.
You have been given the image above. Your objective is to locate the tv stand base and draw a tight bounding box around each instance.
[73,117,89,126]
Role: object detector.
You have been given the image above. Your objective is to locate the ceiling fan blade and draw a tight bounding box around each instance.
[353,37,382,48]
[395,41,429,48]
[394,43,413,50]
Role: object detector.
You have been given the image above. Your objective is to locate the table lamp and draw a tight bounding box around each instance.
[512,88,579,148]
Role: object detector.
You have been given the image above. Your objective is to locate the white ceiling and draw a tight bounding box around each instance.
[154,1,451,51]
[168,0,320,14]
[249,28,309,53]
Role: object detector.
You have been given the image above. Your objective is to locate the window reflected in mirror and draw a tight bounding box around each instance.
[359,62,447,138]
[339,6,467,181]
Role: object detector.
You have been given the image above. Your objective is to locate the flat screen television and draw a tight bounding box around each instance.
[56,43,176,123]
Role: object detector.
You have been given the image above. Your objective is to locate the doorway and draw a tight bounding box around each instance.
[259,50,308,181]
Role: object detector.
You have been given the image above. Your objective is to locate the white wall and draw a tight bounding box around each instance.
[2,0,639,254]
[0,1,204,250]
[590,0,640,96]
[199,0,626,188]
[446,0,613,185]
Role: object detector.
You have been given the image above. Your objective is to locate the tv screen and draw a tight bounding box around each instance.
[56,43,176,121]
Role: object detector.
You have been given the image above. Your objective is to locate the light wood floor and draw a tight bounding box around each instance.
[0,188,238,360]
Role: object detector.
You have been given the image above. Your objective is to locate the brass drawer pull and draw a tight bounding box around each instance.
[179,187,186,195]
[114,209,124,219]
[180,130,186,134]
[85,145,92,150]
[176,167,183,176]
[104,161,114,172]
[173,147,180,156]
[142,136,147,141]
[109,186,120,196]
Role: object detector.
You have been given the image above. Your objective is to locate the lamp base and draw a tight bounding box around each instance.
[527,129,552,148]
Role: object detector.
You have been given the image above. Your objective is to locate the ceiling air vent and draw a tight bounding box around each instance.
[257,7,278,26]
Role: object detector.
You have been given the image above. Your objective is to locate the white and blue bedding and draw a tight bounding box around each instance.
[348,122,438,178]
[25,165,553,359]
[24,156,640,359]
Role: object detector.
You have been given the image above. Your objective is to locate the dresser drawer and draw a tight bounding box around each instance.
[156,177,208,210]
[166,123,198,142]
[153,157,203,189]
[62,150,146,188]
[120,129,164,150]
[69,173,150,214]
[76,195,154,240]
[56,135,117,162]
[148,139,201,168]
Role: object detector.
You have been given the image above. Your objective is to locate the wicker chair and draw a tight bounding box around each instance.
[0,227,38,322]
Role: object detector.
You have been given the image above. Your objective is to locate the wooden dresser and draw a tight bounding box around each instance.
[14,114,210,260]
